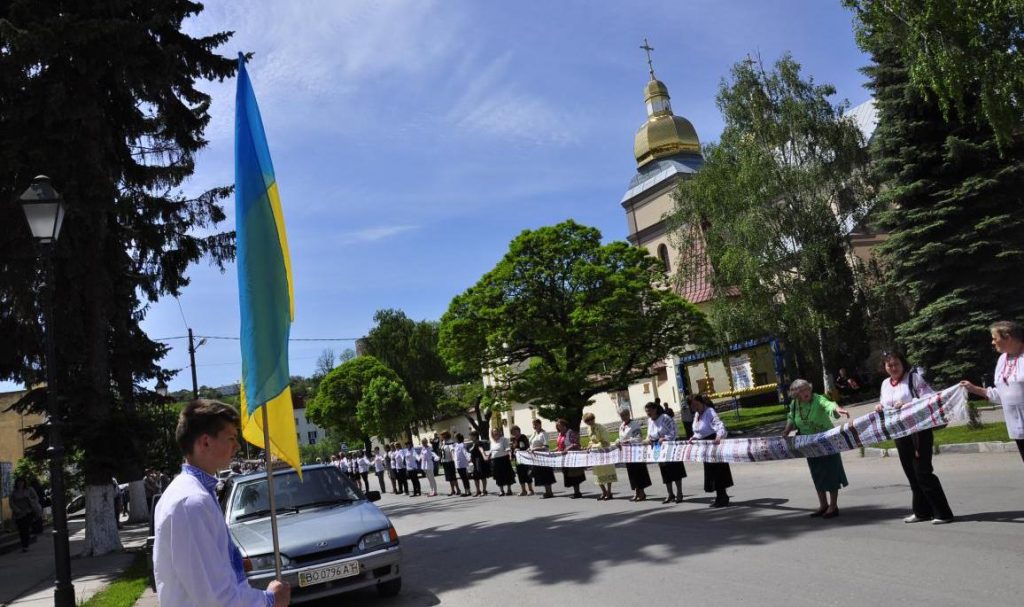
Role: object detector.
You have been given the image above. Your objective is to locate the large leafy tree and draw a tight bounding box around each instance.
[668,54,875,392]
[0,1,235,554]
[855,13,1024,384]
[846,0,1024,149]
[305,356,413,450]
[361,309,457,429]
[438,220,711,431]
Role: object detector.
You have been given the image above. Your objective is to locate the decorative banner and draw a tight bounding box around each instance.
[516,385,967,468]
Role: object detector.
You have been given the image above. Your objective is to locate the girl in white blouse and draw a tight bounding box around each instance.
[645,401,686,504]
[876,350,953,523]
[962,320,1024,465]
[687,394,733,508]
[529,418,556,498]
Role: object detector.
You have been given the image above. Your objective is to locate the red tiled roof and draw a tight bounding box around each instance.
[674,225,737,304]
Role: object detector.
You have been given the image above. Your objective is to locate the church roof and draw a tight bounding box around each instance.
[674,223,716,304]
[621,153,703,204]
[846,98,878,143]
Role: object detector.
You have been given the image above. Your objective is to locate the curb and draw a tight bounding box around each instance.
[859,441,1019,458]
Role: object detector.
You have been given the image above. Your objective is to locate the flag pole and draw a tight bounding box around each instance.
[261,405,283,581]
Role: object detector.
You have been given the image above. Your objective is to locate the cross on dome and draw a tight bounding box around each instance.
[640,38,656,78]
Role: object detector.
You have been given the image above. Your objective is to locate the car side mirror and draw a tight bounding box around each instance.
[366,491,381,502]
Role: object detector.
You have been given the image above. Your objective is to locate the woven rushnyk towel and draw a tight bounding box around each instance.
[517,385,968,468]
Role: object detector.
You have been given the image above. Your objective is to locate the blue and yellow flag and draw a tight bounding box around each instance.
[234,54,300,474]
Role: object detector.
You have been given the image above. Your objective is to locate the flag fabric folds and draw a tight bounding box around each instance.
[234,53,301,474]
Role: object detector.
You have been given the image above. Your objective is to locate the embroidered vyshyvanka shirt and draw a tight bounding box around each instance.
[692,408,728,440]
[153,464,274,607]
[988,353,1024,439]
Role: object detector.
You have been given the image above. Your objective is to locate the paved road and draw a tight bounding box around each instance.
[325,452,1024,607]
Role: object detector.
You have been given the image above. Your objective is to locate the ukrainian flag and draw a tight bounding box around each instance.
[234,53,300,474]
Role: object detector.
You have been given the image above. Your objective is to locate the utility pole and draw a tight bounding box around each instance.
[188,328,199,399]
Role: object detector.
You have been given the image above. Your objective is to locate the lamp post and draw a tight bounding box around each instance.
[18,175,75,607]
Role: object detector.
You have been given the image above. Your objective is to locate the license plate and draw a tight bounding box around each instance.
[297,560,361,587]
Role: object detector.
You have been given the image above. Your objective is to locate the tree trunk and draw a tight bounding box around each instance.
[81,483,123,556]
[126,479,149,523]
[817,326,836,396]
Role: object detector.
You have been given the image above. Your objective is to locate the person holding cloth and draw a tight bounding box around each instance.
[419,438,439,497]
[781,379,850,519]
[529,419,556,498]
[556,419,586,499]
[153,399,290,607]
[687,394,734,508]
[616,408,651,502]
[876,350,954,524]
[509,425,535,496]
[645,401,686,504]
[962,320,1024,464]
[487,427,516,496]
[583,412,617,500]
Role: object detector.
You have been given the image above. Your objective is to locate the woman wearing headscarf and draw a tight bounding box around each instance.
[487,427,516,496]
[687,393,733,508]
[509,425,534,496]
[556,419,586,499]
[962,320,1024,465]
[782,379,851,518]
[616,408,651,502]
[645,401,685,503]
[583,412,617,500]
[468,431,490,496]
[876,350,954,524]
[529,418,556,498]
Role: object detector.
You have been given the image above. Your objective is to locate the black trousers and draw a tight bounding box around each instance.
[376,471,386,492]
[396,469,408,493]
[895,430,953,520]
[1016,439,1024,463]
[409,470,421,495]
[457,467,470,492]
[360,472,370,491]
[15,515,32,549]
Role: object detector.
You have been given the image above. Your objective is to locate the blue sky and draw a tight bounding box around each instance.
[4,1,874,393]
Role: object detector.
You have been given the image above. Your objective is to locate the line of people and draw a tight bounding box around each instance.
[331,321,1024,526]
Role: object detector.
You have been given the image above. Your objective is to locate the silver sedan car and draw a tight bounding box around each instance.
[222,464,402,603]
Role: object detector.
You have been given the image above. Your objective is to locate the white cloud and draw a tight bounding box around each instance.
[336,224,419,245]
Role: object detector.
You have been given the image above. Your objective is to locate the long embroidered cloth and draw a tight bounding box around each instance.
[516,385,966,468]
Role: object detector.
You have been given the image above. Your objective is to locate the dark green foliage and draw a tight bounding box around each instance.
[858,20,1024,384]
[438,220,711,431]
[0,1,236,487]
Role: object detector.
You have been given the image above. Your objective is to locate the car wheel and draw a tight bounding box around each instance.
[376,577,402,597]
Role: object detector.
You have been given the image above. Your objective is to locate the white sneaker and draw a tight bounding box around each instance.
[903,514,930,523]
[932,517,954,525]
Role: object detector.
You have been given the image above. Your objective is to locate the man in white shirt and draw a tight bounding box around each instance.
[153,400,290,607]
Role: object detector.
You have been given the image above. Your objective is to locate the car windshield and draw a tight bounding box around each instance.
[228,467,362,524]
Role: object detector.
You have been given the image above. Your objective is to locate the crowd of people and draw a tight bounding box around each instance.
[321,320,1024,526]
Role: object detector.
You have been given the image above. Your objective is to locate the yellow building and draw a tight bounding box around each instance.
[1,389,43,524]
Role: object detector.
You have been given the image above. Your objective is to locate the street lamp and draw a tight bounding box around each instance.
[18,175,75,607]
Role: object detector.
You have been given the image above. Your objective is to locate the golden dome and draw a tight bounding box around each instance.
[634,78,701,167]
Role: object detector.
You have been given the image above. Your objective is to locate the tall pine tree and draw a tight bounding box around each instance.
[858,21,1024,385]
[0,1,235,554]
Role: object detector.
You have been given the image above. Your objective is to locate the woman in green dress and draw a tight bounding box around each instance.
[781,379,851,519]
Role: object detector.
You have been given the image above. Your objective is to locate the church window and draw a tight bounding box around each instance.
[657,244,671,272]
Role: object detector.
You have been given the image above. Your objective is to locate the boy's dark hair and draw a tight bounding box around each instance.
[175,399,240,456]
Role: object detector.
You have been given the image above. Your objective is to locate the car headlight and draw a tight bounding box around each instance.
[358,526,398,551]
[245,553,292,573]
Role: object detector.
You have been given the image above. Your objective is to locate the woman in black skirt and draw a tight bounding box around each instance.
[645,401,686,504]
[487,427,516,495]
[555,419,586,498]
[439,431,460,496]
[529,418,556,498]
[510,425,535,496]
[687,394,733,507]
[468,430,491,496]
[616,409,651,502]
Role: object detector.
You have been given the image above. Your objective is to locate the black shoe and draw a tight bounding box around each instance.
[675,495,684,504]
[810,507,828,517]
[822,508,839,519]
[662,496,675,504]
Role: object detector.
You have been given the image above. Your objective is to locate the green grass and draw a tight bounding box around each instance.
[80,552,149,607]
[873,422,1011,451]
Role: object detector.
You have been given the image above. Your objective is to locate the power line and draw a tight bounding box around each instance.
[174,295,190,331]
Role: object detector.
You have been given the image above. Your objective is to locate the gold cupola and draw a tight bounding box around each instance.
[633,42,701,167]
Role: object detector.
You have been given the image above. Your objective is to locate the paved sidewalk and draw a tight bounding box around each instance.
[0,515,149,606]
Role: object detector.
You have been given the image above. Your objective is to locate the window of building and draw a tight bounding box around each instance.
[697,378,716,394]
[657,244,671,272]
[308,430,317,444]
